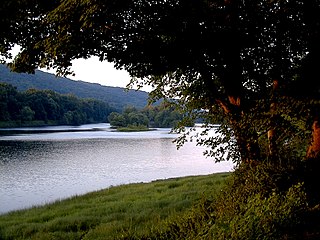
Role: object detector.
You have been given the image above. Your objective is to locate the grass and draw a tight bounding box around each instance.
[116,125,155,132]
[0,173,230,240]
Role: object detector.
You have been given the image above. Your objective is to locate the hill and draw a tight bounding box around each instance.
[0,64,149,111]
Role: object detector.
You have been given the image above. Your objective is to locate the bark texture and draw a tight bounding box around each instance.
[267,79,279,160]
[306,118,320,159]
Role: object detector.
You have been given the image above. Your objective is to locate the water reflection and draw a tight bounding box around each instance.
[0,124,234,214]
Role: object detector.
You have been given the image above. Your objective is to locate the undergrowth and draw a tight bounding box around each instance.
[141,160,320,240]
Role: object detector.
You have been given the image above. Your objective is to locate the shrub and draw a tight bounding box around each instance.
[146,161,314,240]
[209,182,307,240]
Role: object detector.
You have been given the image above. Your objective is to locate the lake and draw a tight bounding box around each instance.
[0,123,234,214]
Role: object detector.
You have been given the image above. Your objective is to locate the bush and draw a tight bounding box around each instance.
[209,182,307,240]
[146,161,317,240]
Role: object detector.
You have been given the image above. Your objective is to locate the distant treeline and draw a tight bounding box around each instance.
[0,82,189,129]
[0,83,115,127]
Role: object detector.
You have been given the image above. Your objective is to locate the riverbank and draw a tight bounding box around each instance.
[0,120,109,130]
[0,173,229,239]
[0,120,59,128]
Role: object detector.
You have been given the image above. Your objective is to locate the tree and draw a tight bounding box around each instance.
[127,112,149,126]
[0,83,19,121]
[2,1,320,163]
[20,106,35,121]
[108,112,126,127]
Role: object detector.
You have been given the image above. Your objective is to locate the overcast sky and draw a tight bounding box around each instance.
[45,57,132,88]
[45,57,155,92]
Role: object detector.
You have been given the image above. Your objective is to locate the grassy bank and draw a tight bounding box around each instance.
[116,125,155,132]
[0,173,230,240]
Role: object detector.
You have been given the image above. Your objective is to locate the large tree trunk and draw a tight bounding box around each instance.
[303,0,320,161]
[216,97,260,163]
[306,117,320,160]
[267,79,279,161]
[304,117,320,203]
[212,0,261,163]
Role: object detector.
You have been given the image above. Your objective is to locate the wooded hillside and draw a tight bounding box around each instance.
[0,64,149,112]
[0,82,114,127]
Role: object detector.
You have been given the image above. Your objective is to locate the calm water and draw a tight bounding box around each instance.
[0,123,233,214]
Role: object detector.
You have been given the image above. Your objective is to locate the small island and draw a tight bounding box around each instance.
[108,104,189,131]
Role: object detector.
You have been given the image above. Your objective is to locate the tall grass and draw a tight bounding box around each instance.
[0,173,229,240]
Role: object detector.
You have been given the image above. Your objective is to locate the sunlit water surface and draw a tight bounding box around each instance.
[0,123,234,214]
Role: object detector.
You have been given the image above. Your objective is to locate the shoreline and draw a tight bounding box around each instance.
[0,172,231,216]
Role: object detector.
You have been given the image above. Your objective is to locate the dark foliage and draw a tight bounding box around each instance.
[138,160,320,240]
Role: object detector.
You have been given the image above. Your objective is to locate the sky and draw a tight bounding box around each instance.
[45,57,132,89]
[44,57,154,92]
[48,57,156,92]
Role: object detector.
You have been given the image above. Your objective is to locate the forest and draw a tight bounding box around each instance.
[0,82,114,127]
[0,82,184,129]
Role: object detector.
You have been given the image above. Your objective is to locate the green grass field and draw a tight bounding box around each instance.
[0,173,229,240]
